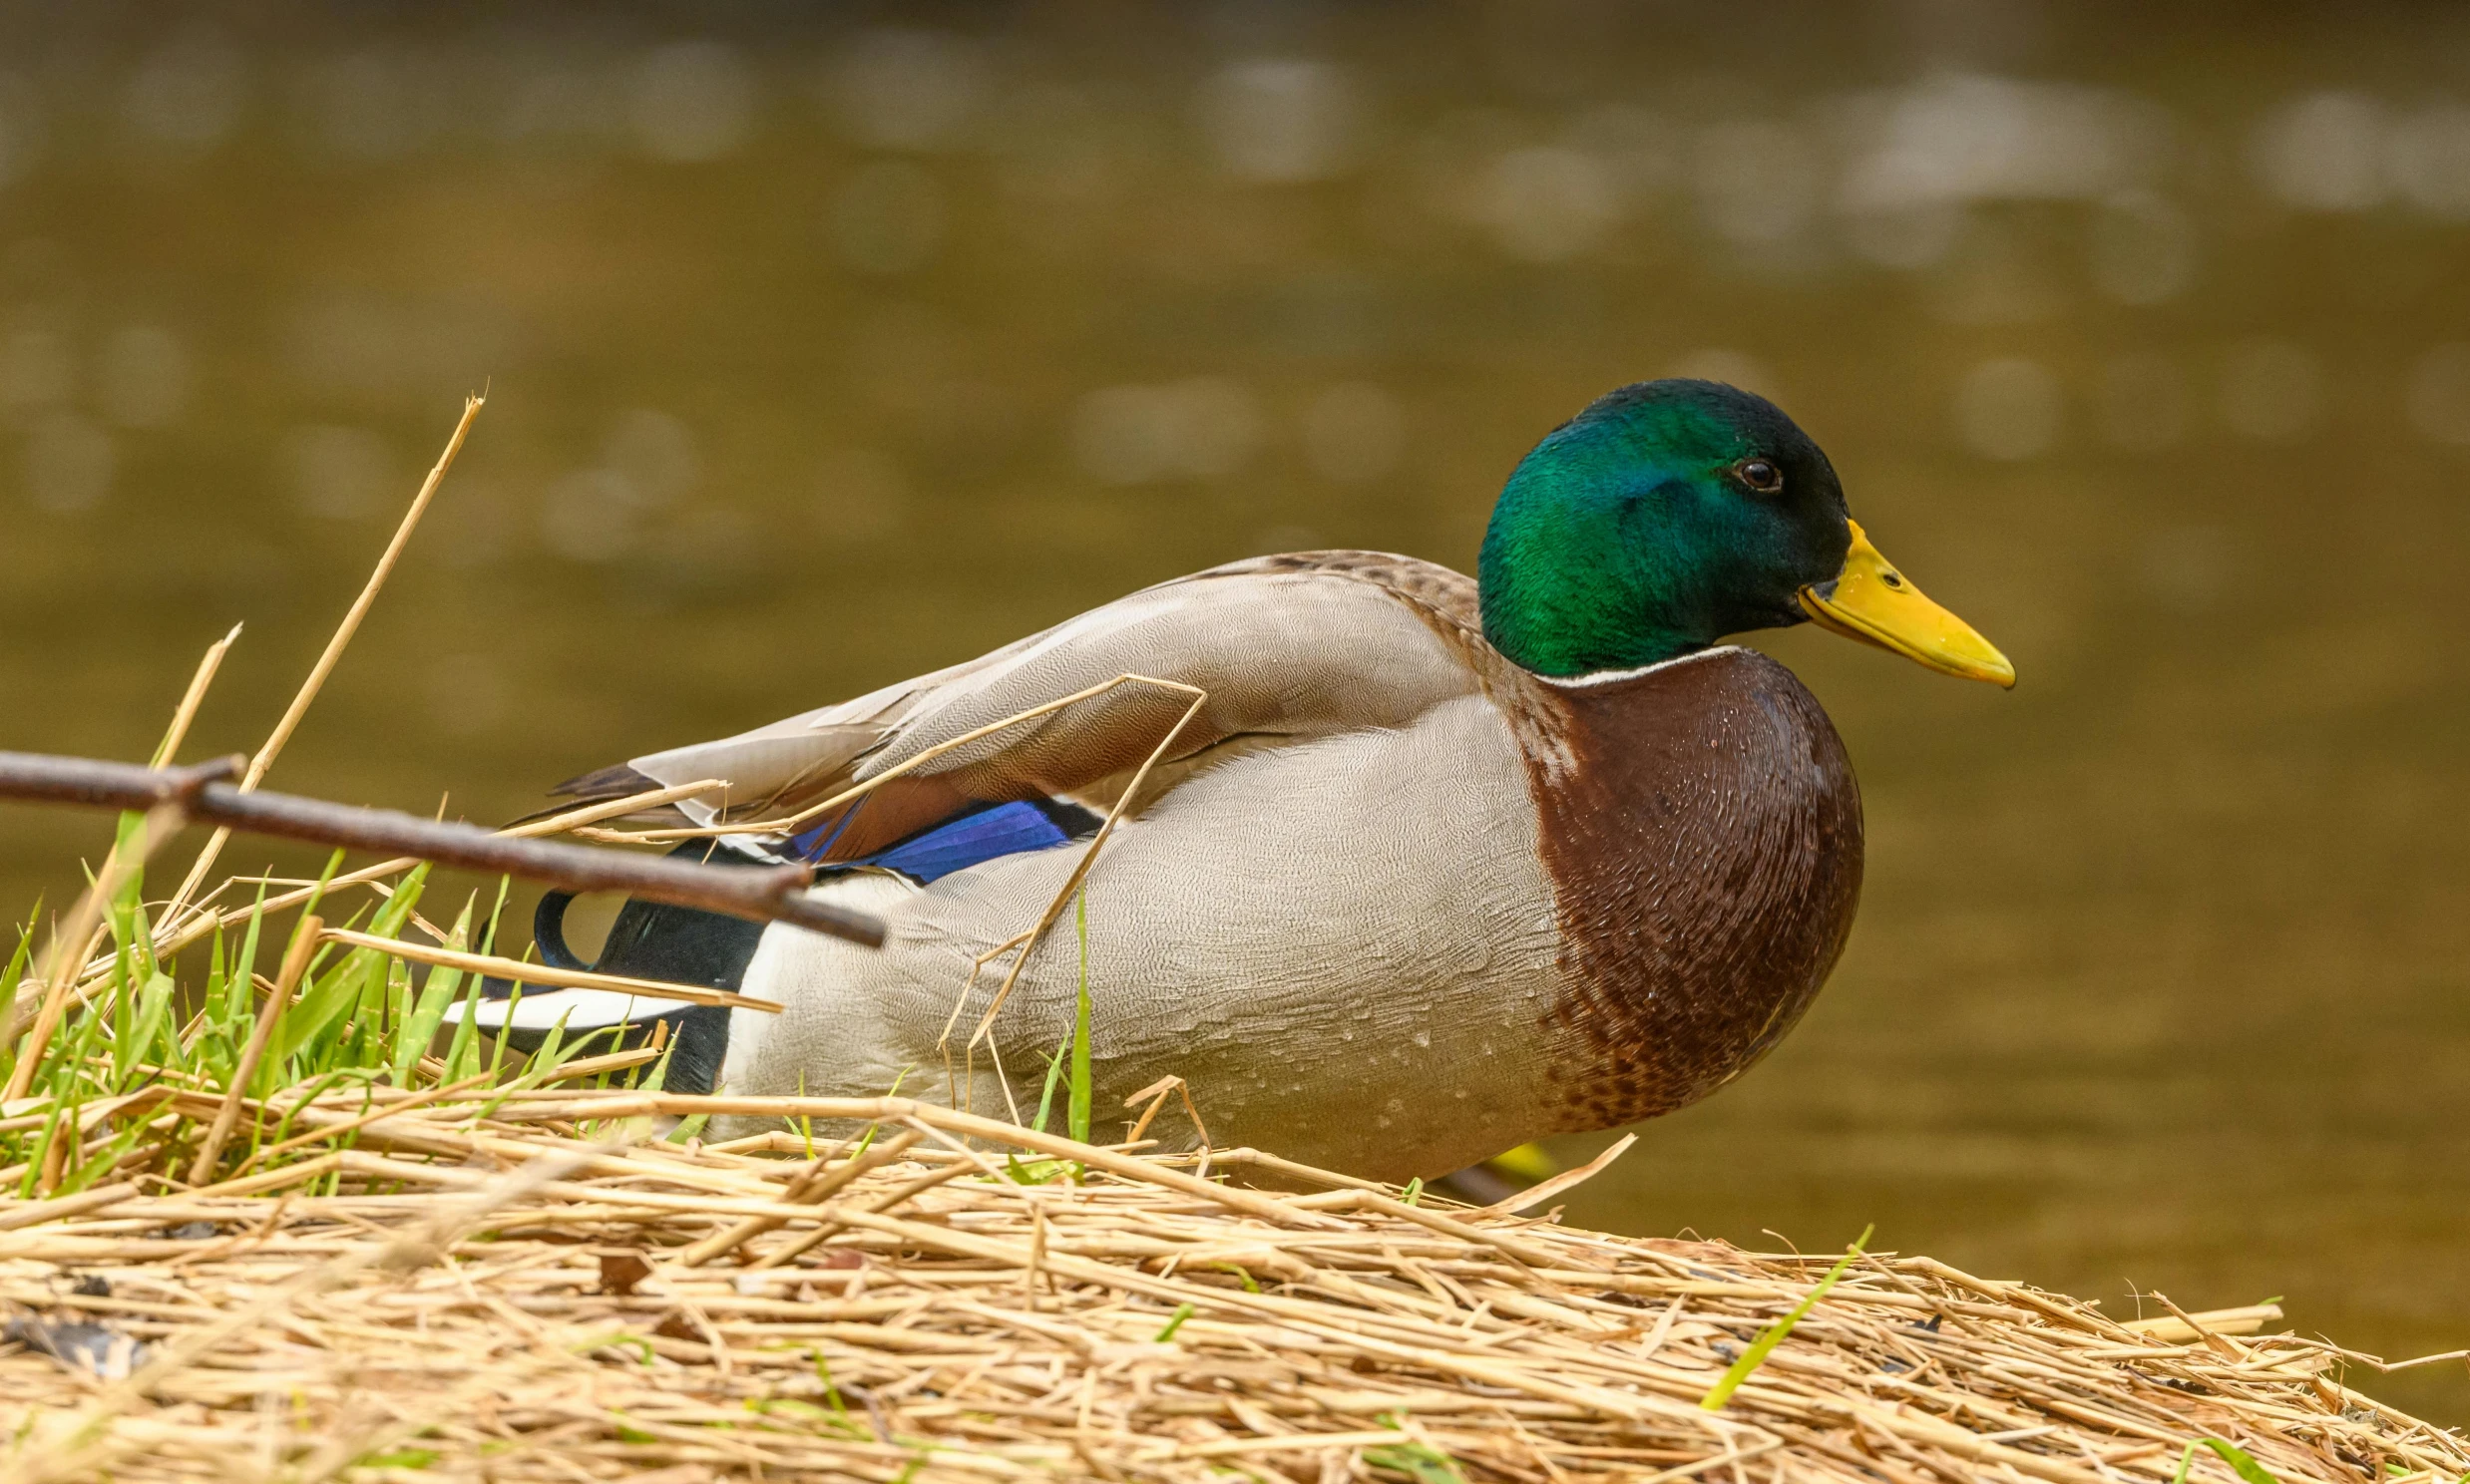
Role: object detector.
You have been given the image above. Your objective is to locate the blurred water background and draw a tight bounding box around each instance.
[0,1,2464,1421]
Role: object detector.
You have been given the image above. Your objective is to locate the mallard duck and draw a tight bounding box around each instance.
[467,380,2011,1179]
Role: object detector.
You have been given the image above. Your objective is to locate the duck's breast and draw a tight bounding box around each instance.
[1510,645,1863,1132]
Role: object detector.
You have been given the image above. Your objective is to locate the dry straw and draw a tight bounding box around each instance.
[1,1087,2464,1484]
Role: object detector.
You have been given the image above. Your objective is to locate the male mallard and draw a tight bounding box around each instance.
[471,381,2011,1180]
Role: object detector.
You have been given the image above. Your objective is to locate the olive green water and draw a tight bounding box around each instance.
[1,6,2464,1421]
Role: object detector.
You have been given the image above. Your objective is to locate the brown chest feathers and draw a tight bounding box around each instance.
[1509,647,1863,1132]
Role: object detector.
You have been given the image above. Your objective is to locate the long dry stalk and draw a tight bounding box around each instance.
[147,624,240,773]
[159,395,486,935]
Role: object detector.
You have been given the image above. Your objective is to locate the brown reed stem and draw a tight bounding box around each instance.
[0,753,884,945]
[133,777,729,975]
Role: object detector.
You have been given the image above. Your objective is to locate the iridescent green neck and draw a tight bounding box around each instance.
[1478,431,1720,677]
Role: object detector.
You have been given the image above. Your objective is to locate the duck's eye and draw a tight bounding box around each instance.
[1737,458,1783,493]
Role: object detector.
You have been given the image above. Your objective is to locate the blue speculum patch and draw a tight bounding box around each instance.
[790,799,1092,884]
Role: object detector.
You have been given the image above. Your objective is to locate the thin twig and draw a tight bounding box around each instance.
[678,1128,926,1269]
[134,776,731,973]
[1478,1132,1637,1216]
[0,753,883,946]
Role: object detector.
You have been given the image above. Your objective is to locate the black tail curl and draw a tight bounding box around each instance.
[477,839,772,1094]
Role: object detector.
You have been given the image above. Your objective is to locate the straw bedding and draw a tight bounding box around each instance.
[0,1089,2460,1484]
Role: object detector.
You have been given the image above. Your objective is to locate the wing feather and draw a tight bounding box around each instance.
[599,556,1486,857]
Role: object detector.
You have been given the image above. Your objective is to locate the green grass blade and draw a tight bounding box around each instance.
[259,853,345,1088]
[2174,1439,2282,1484]
[280,941,364,1067]
[1364,1418,1468,1484]
[633,1034,677,1097]
[4,905,38,988]
[1067,888,1091,1146]
[261,1065,363,1151]
[440,963,488,1082]
[17,1101,68,1196]
[56,992,108,1099]
[0,904,37,1090]
[124,970,177,1087]
[1030,1030,1071,1135]
[394,894,476,1080]
[485,983,521,1079]
[102,812,150,1084]
[224,880,270,1028]
[1700,1225,1873,1410]
[59,1123,145,1196]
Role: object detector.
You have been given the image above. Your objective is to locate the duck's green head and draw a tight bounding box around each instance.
[1478,380,2014,686]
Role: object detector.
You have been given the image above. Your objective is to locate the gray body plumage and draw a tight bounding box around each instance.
[718,693,1563,1179]
[633,559,1574,1178]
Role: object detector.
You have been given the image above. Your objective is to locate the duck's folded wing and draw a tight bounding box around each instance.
[571,556,1486,860]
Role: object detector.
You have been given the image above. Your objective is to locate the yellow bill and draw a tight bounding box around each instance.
[1797,521,2015,688]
